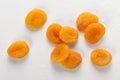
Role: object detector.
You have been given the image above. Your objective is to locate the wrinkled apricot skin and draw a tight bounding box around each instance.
[25,8,47,30]
[46,24,62,44]
[51,43,70,64]
[62,51,82,69]
[84,23,105,44]
[59,27,78,43]
[91,49,112,66]
[76,12,99,31]
[7,41,29,58]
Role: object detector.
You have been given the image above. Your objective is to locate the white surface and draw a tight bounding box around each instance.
[0,0,120,80]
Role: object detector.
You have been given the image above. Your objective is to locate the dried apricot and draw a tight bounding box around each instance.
[25,8,47,30]
[46,24,62,44]
[59,27,78,43]
[84,23,105,44]
[76,12,99,31]
[51,43,70,64]
[91,49,112,66]
[7,41,29,58]
[61,51,82,69]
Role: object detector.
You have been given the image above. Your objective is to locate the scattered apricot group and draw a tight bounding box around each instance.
[46,11,112,68]
[46,23,81,69]
[51,43,82,69]
[5,7,112,70]
[76,12,112,66]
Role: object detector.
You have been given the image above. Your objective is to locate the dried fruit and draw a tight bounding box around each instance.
[46,23,62,44]
[62,51,82,69]
[59,27,78,43]
[76,12,99,31]
[25,8,47,30]
[84,23,105,44]
[51,43,70,64]
[91,49,112,66]
[7,41,29,58]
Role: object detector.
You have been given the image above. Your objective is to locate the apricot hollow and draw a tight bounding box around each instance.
[91,49,112,67]
[51,43,70,64]
[84,23,105,44]
[59,27,78,43]
[7,41,29,58]
[25,8,47,30]
[61,51,82,69]
[76,12,99,31]
[46,23,62,44]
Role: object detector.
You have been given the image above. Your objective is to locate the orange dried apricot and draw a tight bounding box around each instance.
[91,49,112,66]
[7,41,29,58]
[61,51,82,69]
[25,8,47,30]
[84,23,105,44]
[46,23,62,44]
[76,12,99,31]
[59,27,78,43]
[51,43,70,64]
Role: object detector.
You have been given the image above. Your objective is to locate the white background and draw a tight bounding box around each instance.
[0,0,120,80]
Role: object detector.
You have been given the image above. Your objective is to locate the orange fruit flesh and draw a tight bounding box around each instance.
[61,51,82,69]
[46,24,62,44]
[91,49,112,66]
[51,43,70,64]
[25,8,47,30]
[7,41,29,58]
[76,12,99,31]
[84,23,105,44]
[59,26,78,43]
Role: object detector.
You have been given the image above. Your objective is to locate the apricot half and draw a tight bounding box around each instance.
[25,8,47,30]
[91,49,112,66]
[84,23,105,44]
[59,27,78,43]
[51,43,70,64]
[61,51,82,69]
[76,12,99,31]
[46,23,62,44]
[7,41,29,58]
